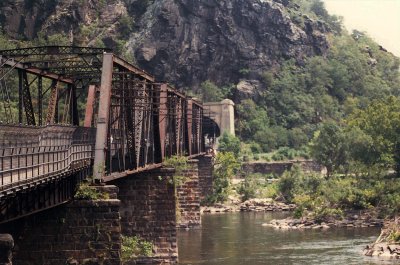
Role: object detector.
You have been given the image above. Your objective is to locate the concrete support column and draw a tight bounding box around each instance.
[176,159,201,229]
[198,155,214,202]
[0,234,13,265]
[112,168,178,264]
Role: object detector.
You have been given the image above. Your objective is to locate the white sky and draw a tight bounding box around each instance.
[323,0,400,57]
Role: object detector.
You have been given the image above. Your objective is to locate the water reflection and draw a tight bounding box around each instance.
[178,212,397,265]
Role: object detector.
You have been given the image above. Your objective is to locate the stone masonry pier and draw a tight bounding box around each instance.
[111,168,178,264]
[0,186,121,265]
[0,157,214,265]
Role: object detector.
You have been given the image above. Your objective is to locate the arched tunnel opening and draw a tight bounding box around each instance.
[202,116,220,150]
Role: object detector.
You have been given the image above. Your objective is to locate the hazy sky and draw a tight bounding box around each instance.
[323,0,400,57]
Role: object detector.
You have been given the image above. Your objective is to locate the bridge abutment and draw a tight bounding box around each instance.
[112,168,178,264]
[0,186,121,265]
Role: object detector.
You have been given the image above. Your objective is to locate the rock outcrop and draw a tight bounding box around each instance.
[0,0,128,46]
[129,0,330,89]
[0,0,330,91]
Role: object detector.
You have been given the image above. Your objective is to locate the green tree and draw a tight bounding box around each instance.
[209,152,240,203]
[218,132,241,158]
[235,99,269,140]
[347,96,400,174]
[199,80,224,102]
[310,122,348,177]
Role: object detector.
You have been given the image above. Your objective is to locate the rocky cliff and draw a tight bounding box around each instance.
[129,0,330,89]
[0,0,330,90]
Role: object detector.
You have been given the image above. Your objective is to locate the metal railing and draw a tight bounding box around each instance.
[0,125,96,191]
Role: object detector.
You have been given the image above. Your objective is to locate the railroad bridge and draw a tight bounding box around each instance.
[0,46,221,265]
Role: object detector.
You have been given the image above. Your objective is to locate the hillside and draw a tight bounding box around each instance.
[0,0,399,152]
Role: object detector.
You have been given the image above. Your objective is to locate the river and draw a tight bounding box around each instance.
[178,212,398,265]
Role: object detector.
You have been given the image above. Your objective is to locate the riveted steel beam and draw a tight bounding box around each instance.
[84,85,96,127]
[93,53,113,181]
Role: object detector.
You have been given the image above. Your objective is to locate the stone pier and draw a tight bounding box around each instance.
[0,185,122,265]
[0,234,13,265]
[176,160,201,229]
[0,160,214,265]
[111,168,178,264]
[197,155,214,202]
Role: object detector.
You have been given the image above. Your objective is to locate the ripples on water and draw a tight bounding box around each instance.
[178,212,398,265]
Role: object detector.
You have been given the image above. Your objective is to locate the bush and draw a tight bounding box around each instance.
[239,174,259,201]
[163,155,189,186]
[271,153,285,161]
[313,207,343,223]
[261,182,279,199]
[74,183,109,200]
[218,133,241,158]
[121,236,153,262]
[249,142,263,154]
[206,152,240,204]
[262,155,271,162]
[277,166,302,202]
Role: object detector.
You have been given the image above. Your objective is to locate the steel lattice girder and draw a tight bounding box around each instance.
[0,46,111,57]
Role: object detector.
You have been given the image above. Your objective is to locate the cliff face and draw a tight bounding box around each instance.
[0,0,128,46]
[129,0,330,89]
[0,0,330,90]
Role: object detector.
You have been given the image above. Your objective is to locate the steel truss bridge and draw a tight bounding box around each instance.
[0,46,207,223]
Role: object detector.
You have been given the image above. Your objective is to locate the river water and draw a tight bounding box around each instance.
[178,212,398,265]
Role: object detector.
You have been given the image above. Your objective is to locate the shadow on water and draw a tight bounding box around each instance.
[178,212,398,265]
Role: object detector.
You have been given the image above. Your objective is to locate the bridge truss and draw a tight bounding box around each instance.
[0,46,204,223]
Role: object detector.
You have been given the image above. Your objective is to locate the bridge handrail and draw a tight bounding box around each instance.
[0,125,96,191]
[0,144,94,190]
[0,144,91,174]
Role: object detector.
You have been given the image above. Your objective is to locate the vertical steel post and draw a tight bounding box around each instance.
[84,85,96,127]
[186,99,193,156]
[38,76,42,126]
[45,80,59,125]
[93,53,113,181]
[18,70,23,124]
[158,84,168,160]
[69,84,79,126]
[22,71,36,125]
